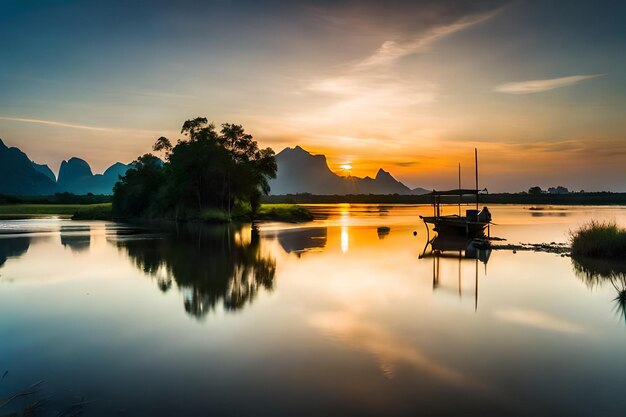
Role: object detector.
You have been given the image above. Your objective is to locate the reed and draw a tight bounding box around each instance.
[570,220,626,259]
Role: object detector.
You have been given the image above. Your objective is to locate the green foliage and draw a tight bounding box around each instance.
[254,204,314,223]
[71,203,113,220]
[112,154,165,218]
[112,118,277,221]
[570,220,626,259]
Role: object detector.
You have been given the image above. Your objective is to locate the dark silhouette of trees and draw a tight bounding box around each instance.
[528,186,543,195]
[112,154,165,218]
[112,117,277,219]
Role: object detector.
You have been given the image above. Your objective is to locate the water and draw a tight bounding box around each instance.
[1,205,626,416]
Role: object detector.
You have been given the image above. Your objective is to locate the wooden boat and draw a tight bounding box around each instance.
[419,149,492,239]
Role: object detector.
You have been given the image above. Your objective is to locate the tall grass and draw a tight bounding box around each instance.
[570,220,626,259]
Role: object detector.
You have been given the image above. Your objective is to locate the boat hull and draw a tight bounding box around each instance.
[421,216,488,238]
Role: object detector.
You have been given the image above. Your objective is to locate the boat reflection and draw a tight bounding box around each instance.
[110,223,276,318]
[420,236,491,310]
[573,257,626,324]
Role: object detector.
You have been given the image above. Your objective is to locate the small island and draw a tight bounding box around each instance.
[110,117,312,223]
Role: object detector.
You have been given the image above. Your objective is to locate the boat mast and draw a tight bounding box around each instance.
[475,148,479,210]
[458,163,461,216]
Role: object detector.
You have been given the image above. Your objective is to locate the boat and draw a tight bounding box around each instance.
[419,149,492,239]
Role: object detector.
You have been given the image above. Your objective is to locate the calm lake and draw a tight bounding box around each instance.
[1,204,626,416]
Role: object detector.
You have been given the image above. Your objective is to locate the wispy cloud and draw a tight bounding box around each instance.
[0,116,165,135]
[300,9,500,139]
[494,74,604,94]
[357,10,499,69]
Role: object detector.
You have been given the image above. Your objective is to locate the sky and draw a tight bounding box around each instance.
[1,0,625,192]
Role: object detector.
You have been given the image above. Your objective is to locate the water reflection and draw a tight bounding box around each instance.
[60,225,91,253]
[310,311,473,386]
[111,224,276,318]
[265,227,327,255]
[0,236,30,267]
[420,236,491,310]
[573,257,626,323]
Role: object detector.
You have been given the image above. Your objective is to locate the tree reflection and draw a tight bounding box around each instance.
[0,236,30,267]
[60,225,91,253]
[573,257,626,324]
[264,227,327,256]
[112,224,276,318]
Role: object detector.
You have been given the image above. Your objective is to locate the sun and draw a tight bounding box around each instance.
[340,164,352,171]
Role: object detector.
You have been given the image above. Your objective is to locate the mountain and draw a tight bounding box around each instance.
[0,139,132,195]
[269,146,428,195]
[0,138,57,195]
[57,157,132,195]
[31,161,56,182]
[57,157,94,192]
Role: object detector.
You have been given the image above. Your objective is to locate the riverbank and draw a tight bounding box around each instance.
[0,203,111,220]
[0,203,313,223]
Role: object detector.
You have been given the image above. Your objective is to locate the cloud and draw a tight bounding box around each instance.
[0,116,164,135]
[357,10,499,68]
[300,9,500,140]
[494,74,604,94]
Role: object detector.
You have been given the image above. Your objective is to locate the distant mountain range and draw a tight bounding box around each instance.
[0,139,426,196]
[0,138,132,196]
[269,146,427,195]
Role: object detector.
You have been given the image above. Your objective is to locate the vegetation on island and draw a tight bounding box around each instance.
[570,220,626,259]
[112,117,310,223]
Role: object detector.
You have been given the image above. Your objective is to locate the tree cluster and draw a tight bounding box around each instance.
[112,117,277,219]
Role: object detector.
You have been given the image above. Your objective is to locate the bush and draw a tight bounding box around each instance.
[72,203,113,220]
[570,220,626,259]
[254,204,313,223]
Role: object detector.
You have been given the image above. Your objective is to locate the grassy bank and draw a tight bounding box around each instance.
[570,220,626,259]
[0,203,111,220]
[72,203,114,220]
[253,204,314,222]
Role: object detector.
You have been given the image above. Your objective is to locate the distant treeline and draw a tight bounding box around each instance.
[4,192,626,207]
[262,192,626,205]
[0,192,112,205]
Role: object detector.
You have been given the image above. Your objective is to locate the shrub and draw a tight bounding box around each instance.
[570,220,626,259]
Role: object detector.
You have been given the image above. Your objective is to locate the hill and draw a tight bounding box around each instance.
[0,138,58,195]
[0,138,131,195]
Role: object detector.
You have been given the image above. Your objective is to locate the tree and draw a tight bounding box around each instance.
[113,117,277,220]
[528,186,543,195]
[112,154,164,218]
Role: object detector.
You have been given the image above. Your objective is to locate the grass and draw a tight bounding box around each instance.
[0,203,112,220]
[71,203,113,220]
[198,208,232,223]
[570,220,626,259]
[254,204,314,223]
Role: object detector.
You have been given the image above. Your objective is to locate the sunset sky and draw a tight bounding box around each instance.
[1,0,625,191]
